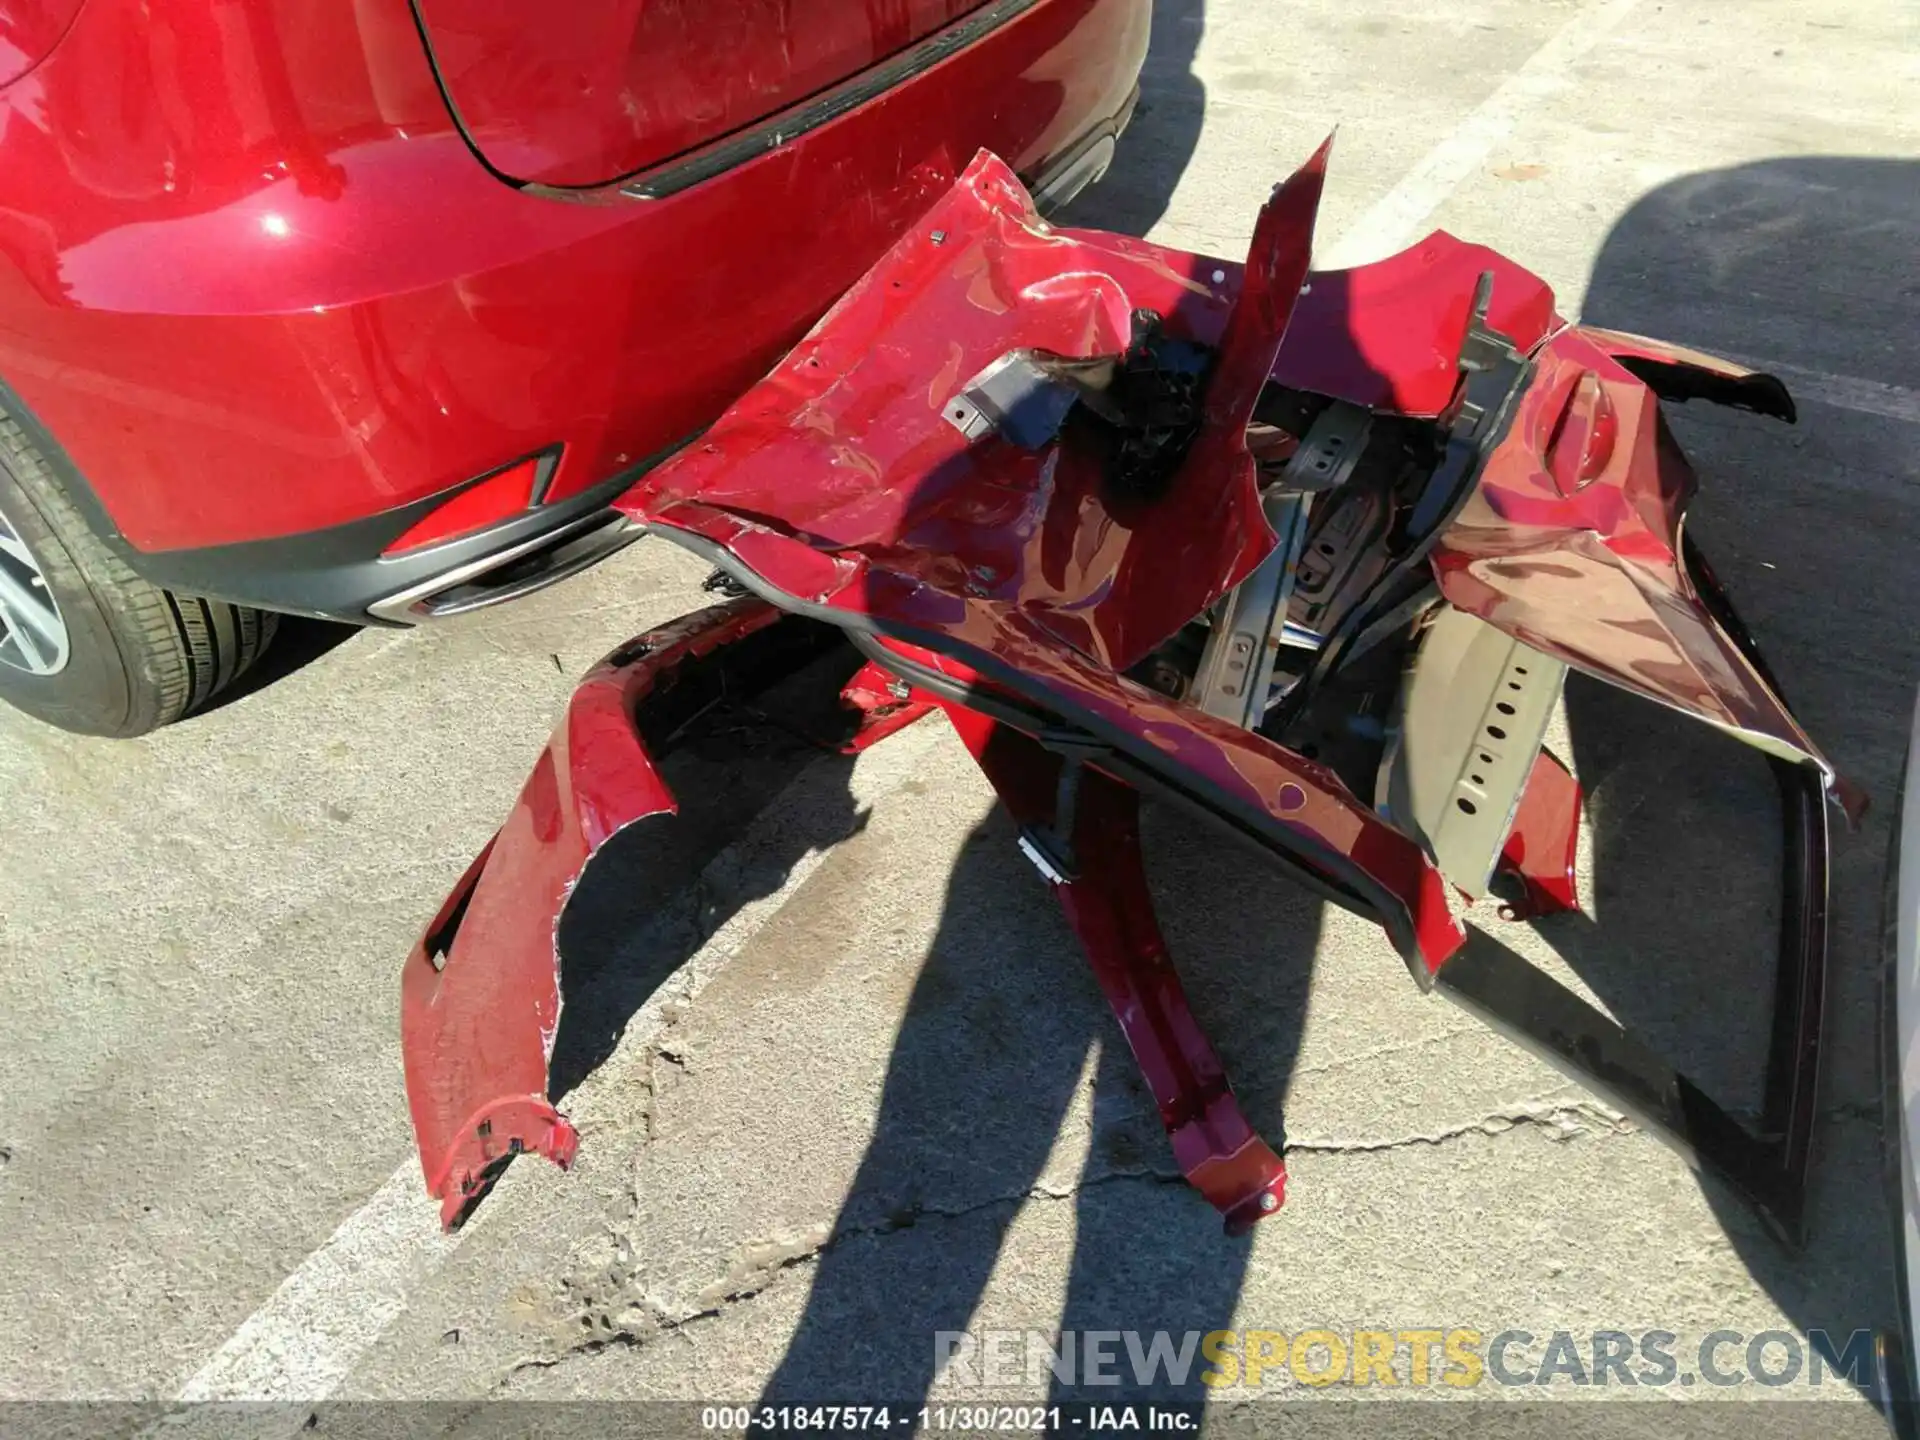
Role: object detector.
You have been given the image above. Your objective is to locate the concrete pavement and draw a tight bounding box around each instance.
[2,0,1916,1426]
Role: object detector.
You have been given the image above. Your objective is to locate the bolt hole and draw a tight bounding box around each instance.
[1317,542,1335,555]
[1471,773,1485,785]
[1496,701,1516,716]
[1479,753,1493,764]
[1507,681,1522,691]
[1457,797,1478,815]
[1487,725,1508,740]
[1515,666,1528,675]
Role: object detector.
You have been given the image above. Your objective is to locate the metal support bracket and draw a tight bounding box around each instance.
[1192,402,1371,728]
[1378,604,1569,897]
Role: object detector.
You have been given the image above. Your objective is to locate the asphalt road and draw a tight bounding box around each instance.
[2,0,1917,1429]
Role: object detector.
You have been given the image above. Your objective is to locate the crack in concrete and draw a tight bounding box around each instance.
[1286,1024,1488,1078]
[499,1167,1189,1391]
[503,1101,1651,1390]
[1286,1100,1635,1155]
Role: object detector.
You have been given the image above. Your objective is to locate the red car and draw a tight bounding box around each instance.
[0,0,1146,735]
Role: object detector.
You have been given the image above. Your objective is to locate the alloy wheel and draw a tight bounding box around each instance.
[0,501,70,675]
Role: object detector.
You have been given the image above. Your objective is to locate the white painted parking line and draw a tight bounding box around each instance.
[175,1167,456,1404]
[1322,0,1642,266]
[154,0,1649,1407]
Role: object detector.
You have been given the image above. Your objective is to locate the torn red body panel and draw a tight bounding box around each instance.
[1430,324,1858,816]
[402,599,784,1227]
[835,659,939,752]
[1495,751,1583,922]
[943,702,1289,1231]
[403,144,1851,1243]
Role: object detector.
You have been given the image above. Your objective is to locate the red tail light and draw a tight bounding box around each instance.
[383,453,553,556]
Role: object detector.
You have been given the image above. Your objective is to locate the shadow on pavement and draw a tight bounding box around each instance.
[750,796,1318,1406]
[192,614,358,717]
[552,658,873,1100]
[752,3,1245,1408]
[1058,0,1204,237]
[1549,156,1920,1361]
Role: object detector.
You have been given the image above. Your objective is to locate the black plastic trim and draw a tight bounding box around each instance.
[128,446,679,624]
[1611,353,1798,424]
[617,0,1045,201]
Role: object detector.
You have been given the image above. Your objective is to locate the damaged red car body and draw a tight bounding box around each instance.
[402,141,1855,1242]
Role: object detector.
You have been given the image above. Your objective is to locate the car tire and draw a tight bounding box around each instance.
[0,403,277,738]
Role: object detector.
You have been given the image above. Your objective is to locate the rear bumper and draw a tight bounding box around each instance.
[2,0,1149,581]
[400,601,903,1225]
[397,148,1853,1243]
[400,602,777,1225]
[127,460,651,627]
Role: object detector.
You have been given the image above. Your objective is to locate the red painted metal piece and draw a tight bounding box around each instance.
[1543,371,1617,497]
[944,704,1288,1232]
[1113,136,1329,652]
[0,0,84,86]
[0,0,1147,554]
[1495,750,1583,921]
[836,660,938,753]
[1430,324,1853,813]
[401,599,783,1228]
[1273,237,1558,417]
